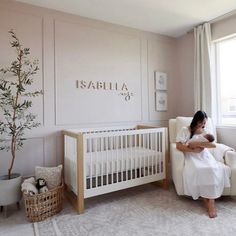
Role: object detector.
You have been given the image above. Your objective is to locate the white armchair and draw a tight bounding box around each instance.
[169,117,236,196]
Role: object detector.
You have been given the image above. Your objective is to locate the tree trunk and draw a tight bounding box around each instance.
[8,137,16,179]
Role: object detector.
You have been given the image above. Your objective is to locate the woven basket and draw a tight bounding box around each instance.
[23,184,64,222]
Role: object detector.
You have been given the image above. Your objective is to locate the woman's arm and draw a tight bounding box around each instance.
[188,141,216,149]
[176,142,204,153]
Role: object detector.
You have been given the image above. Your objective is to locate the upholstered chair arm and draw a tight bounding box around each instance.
[224,150,236,195]
[170,143,185,169]
[225,150,236,168]
[170,143,185,195]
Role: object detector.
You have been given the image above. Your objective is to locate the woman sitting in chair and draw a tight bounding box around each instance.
[176,110,231,218]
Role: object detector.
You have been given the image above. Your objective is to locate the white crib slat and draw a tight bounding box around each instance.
[121,136,124,182]
[151,133,153,175]
[134,134,137,179]
[139,134,141,178]
[159,132,161,174]
[130,135,132,179]
[101,137,104,186]
[90,138,92,189]
[142,134,145,177]
[106,137,108,185]
[95,138,98,188]
[147,133,149,176]
[155,132,158,174]
[162,132,165,173]
[154,133,156,174]
[111,137,114,184]
[116,136,118,183]
[125,135,128,181]
[112,137,116,183]
[157,133,159,173]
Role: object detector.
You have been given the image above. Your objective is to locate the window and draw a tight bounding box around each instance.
[215,36,236,125]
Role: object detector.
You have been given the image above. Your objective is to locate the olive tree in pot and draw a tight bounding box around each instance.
[0,30,42,211]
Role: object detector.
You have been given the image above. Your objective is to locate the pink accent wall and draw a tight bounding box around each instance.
[0,1,179,176]
[176,32,194,116]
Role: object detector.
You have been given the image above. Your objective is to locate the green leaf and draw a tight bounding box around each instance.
[0,30,42,177]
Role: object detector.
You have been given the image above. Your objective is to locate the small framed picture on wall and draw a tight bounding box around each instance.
[155,91,167,111]
[155,71,167,90]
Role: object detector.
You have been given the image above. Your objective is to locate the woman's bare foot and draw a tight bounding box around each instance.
[207,199,217,218]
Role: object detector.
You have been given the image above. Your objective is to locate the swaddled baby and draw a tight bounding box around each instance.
[187,133,215,149]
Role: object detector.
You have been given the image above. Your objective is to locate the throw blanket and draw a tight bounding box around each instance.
[210,143,235,163]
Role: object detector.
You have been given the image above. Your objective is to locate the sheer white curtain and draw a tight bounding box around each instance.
[194,23,213,117]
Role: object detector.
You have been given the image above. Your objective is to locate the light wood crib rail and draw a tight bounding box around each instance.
[62,125,168,214]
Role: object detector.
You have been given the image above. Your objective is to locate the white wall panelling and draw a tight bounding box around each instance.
[54,20,142,125]
[43,16,56,126]
[148,37,177,121]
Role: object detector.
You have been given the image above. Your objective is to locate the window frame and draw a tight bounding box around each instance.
[214,35,236,127]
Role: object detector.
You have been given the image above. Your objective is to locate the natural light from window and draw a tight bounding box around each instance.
[217,37,236,125]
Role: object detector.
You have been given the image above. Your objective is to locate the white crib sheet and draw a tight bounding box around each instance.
[84,147,162,177]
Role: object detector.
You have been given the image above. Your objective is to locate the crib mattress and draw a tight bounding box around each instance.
[65,147,163,178]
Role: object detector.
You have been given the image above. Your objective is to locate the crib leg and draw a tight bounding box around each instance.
[76,134,85,214]
[16,202,20,210]
[162,179,169,190]
[77,196,84,214]
[3,206,7,218]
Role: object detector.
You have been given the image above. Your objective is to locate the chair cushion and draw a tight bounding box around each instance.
[176,116,215,140]
[176,117,192,137]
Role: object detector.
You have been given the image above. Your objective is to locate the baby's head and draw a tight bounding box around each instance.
[204,133,215,142]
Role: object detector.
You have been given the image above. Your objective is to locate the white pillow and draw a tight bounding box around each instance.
[35,165,62,189]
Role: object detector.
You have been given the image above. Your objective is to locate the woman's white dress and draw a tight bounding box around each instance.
[176,127,231,200]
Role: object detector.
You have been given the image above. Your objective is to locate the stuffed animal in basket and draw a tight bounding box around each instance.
[36,178,49,194]
[21,177,38,195]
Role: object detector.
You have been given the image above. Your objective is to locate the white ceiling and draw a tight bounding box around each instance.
[16,0,236,37]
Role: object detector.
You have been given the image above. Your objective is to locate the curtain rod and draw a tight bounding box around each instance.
[187,9,236,34]
[210,9,236,23]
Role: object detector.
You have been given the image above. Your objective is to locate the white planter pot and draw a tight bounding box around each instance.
[0,174,22,206]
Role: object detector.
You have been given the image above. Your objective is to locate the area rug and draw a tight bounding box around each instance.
[33,184,236,236]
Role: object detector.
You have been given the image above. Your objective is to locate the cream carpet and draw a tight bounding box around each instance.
[34,184,236,236]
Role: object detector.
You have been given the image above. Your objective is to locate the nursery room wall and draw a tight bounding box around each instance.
[0,0,179,177]
[176,13,236,149]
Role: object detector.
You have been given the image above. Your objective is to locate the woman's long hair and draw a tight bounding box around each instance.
[190,110,208,138]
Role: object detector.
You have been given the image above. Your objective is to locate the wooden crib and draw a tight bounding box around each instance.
[62,125,168,214]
